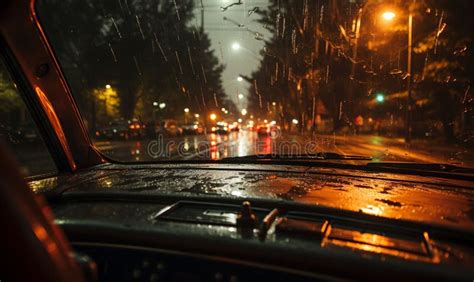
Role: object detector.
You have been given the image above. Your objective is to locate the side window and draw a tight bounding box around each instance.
[0,58,56,177]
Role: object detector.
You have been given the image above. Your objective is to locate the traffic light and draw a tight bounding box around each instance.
[376,93,385,103]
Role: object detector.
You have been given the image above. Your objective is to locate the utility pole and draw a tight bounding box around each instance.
[381,2,415,143]
[406,2,414,143]
[349,8,362,127]
[200,3,204,34]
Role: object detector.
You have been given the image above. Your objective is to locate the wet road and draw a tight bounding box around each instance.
[94,130,474,167]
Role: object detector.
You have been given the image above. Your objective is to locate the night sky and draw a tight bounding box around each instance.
[194,0,271,108]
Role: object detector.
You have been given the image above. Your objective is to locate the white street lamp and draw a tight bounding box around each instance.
[231,42,241,51]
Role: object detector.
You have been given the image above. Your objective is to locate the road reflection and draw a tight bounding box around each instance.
[95,130,474,167]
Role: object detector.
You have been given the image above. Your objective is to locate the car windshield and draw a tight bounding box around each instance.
[35,0,473,166]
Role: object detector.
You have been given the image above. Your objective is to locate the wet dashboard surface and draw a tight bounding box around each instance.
[29,163,474,231]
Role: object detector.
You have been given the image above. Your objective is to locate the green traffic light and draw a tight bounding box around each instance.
[376,93,385,103]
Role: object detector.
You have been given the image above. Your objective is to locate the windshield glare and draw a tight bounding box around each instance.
[35,0,473,166]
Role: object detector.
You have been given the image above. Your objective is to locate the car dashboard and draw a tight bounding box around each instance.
[27,163,474,281]
[51,197,474,282]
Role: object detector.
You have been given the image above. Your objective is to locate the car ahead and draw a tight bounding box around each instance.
[246,124,257,131]
[127,118,145,139]
[181,122,204,135]
[257,125,271,136]
[211,123,229,135]
[2,1,474,282]
[229,122,240,132]
[155,119,182,137]
[194,122,205,134]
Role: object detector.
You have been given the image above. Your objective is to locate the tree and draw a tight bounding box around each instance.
[248,0,473,142]
[248,0,359,131]
[37,0,233,129]
[414,0,473,143]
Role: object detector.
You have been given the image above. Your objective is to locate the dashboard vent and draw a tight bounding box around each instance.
[150,201,268,226]
[276,212,437,262]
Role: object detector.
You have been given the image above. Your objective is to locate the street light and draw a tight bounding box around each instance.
[292,119,299,125]
[238,93,244,100]
[272,101,276,106]
[210,113,217,121]
[105,84,111,89]
[159,103,166,109]
[382,11,396,21]
[194,114,200,118]
[241,109,247,116]
[183,108,190,124]
[231,42,241,51]
[221,107,226,112]
[153,101,158,107]
[237,76,243,82]
[382,6,414,143]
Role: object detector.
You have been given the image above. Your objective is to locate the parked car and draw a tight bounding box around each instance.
[16,124,39,143]
[95,120,128,140]
[95,118,144,140]
[0,124,19,144]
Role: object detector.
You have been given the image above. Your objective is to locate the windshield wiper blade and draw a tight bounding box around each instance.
[367,162,474,174]
[224,152,372,161]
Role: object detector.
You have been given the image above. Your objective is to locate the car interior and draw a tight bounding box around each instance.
[1,0,474,282]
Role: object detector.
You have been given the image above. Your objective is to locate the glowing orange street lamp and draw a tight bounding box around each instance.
[381,11,396,21]
[210,113,217,121]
